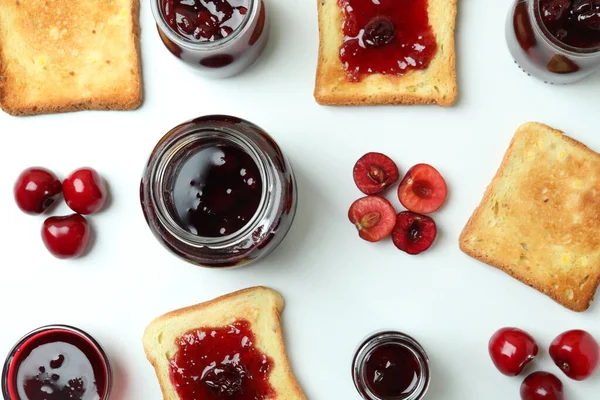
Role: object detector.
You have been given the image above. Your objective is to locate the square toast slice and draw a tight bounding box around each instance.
[460,122,600,312]
[0,0,142,116]
[143,287,307,400]
[314,0,457,106]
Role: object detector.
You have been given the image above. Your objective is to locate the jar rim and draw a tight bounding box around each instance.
[531,0,600,55]
[148,121,271,247]
[2,324,112,400]
[150,0,257,51]
[352,331,431,400]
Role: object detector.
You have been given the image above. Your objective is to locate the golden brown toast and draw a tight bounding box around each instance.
[0,0,142,116]
[460,122,600,312]
[143,287,307,400]
[314,0,457,106]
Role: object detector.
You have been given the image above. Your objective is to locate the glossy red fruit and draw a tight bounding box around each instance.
[489,327,539,376]
[63,168,108,214]
[391,211,436,255]
[520,372,564,400]
[353,152,400,195]
[398,164,447,214]
[550,329,599,380]
[541,0,572,25]
[348,196,396,242]
[41,214,91,259]
[14,167,62,214]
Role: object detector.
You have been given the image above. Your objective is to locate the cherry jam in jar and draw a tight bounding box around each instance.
[352,331,430,400]
[1,325,112,400]
[140,115,297,268]
[150,0,269,78]
[506,0,600,84]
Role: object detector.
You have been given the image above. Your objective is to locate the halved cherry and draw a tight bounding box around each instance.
[392,211,437,255]
[348,196,396,242]
[398,164,447,214]
[353,152,399,195]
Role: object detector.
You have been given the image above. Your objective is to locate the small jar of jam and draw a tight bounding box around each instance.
[150,0,269,78]
[2,325,112,400]
[352,331,431,400]
[506,0,600,84]
[140,115,297,268]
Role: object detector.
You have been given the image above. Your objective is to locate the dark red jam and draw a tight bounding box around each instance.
[169,319,274,400]
[539,0,600,48]
[161,0,250,42]
[338,0,437,82]
[7,329,108,400]
[172,144,262,238]
[364,344,421,398]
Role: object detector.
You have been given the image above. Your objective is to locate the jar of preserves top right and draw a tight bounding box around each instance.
[506,0,600,84]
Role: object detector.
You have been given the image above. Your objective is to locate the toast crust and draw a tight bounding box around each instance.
[460,122,600,312]
[314,0,457,106]
[0,0,142,116]
[143,287,307,400]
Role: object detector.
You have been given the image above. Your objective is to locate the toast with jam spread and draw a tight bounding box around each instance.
[314,0,457,106]
[0,0,142,116]
[143,286,307,400]
[460,122,600,312]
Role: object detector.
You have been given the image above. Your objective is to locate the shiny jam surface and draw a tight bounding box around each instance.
[169,320,275,400]
[10,330,107,400]
[364,344,421,398]
[338,0,437,82]
[539,0,600,49]
[173,144,263,238]
[161,0,250,42]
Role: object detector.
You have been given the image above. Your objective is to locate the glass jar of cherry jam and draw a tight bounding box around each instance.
[506,0,600,84]
[140,115,297,268]
[352,331,431,400]
[150,0,269,78]
[2,325,112,400]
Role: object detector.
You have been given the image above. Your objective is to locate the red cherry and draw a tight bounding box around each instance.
[41,214,91,259]
[353,152,400,195]
[550,329,599,380]
[348,196,396,242]
[391,211,437,255]
[398,164,447,214]
[14,167,62,214]
[63,168,108,214]
[489,327,539,376]
[520,372,564,400]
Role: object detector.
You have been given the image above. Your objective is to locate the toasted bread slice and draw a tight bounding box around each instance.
[143,287,307,400]
[460,122,600,312]
[314,0,457,106]
[0,0,142,116]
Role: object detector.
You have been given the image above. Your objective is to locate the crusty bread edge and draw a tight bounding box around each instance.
[142,286,306,400]
[0,0,143,116]
[314,0,458,107]
[458,122,600,312]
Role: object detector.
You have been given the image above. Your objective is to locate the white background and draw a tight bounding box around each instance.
[1,0,600,399]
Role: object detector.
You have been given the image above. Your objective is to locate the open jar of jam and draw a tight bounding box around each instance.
[506,0,600,84]
[352,331,431,400]
[150,0,269,78]
[2,325,112,400]
[140,115,297,268]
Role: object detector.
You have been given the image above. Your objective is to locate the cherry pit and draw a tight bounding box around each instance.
[489,327,599,399]
[13,167,109,259]
[349,152,447,255]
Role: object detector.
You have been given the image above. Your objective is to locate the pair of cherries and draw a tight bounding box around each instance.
[14,167,108,259]
[348,152,447,255]
[489,327,600,399]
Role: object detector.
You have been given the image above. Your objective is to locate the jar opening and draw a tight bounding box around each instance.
[152,0,256,50]
[531,0,600,55]
[352,332,430,400]
[153,128,269,246]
